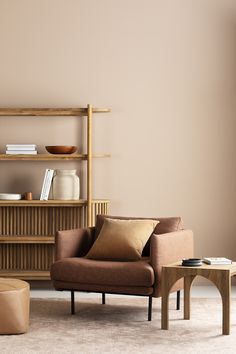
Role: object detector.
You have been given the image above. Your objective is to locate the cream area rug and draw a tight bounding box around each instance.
[1,297,236,354]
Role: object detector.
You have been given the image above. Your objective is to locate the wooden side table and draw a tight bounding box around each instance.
[161,261,236,335]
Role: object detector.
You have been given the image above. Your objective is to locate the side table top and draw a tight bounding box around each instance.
[163,261,236,275]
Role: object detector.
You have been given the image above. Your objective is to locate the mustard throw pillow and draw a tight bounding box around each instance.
[86,218,159,261]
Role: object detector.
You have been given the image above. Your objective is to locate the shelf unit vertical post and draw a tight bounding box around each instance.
[87,104,92,226]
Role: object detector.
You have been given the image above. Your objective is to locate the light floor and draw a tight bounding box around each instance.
[30,286,236,299]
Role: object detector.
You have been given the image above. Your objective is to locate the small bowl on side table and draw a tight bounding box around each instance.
[182,258,203,267]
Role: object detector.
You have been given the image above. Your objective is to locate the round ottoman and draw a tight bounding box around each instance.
[0,278,30,334]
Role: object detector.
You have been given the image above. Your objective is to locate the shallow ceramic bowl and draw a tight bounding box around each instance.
[0,193,22,200]
[45,146,77,154]
[182,258,202,267]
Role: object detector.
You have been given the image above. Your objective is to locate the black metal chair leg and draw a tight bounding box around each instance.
[176,290,180,310]
[148,296,152,321]
[102,292,106,304]
[71,290,75,315]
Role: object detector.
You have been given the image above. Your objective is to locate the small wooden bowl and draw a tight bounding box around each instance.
[45,146,77,154]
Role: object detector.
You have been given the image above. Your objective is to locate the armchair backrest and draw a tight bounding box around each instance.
[95,215,184,257]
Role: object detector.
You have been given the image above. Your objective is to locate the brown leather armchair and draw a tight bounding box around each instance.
[50,215,193,320]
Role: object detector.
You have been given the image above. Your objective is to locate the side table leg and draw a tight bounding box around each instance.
[161,292,169,329]
[184,275,195,320]
[206,269,231,335]
[161,268,170,330]
[221,274,231,335]
[161,268,177,330]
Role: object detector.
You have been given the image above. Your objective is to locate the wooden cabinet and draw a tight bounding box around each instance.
[0,105,110,279]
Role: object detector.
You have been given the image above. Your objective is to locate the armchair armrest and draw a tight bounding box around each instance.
[55,227,95,261]
[150,229,194,296]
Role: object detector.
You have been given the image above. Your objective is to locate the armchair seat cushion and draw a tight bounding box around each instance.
[51,257,155,287]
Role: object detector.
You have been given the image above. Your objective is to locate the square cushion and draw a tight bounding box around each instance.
[95,215,183,256]
[86,218,158,261]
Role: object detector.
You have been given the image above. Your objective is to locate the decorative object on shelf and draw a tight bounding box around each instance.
[0,193,22,200]
[45,146,77,154]
[6,144,37,155]
[52,169,80,200]
[182,258,202,266]
[40,169,54,201]
[24,192,33,201]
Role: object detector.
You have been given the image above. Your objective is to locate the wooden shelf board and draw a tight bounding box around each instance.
[0,271,51,280]
[0,199,109,206]
[0,107,110,116]
[0,236,54,244]
[0,153,110,161]
[0,153,87,161]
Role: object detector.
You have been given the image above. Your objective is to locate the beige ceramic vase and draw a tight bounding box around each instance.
[52,169,80,200]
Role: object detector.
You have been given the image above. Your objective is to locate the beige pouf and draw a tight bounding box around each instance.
[0,278,30,334]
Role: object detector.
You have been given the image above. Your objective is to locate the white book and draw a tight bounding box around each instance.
[44,170,54,200]
[7,146,36,151]
[40,170,49,200]
[6,150,37,155]
[6,144,36,149]
[203,257,232,265]
[40,169,54,200]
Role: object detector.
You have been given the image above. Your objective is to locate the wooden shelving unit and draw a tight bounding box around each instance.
[0,104,110,279]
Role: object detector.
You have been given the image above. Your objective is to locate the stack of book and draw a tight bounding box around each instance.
[203,257,232,265]
[6,144,37,155]
[40,169,54,200]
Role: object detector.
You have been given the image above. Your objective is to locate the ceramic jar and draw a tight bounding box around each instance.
[52,169,80,200]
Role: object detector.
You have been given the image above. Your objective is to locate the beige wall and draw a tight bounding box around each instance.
[0,0,236,262]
